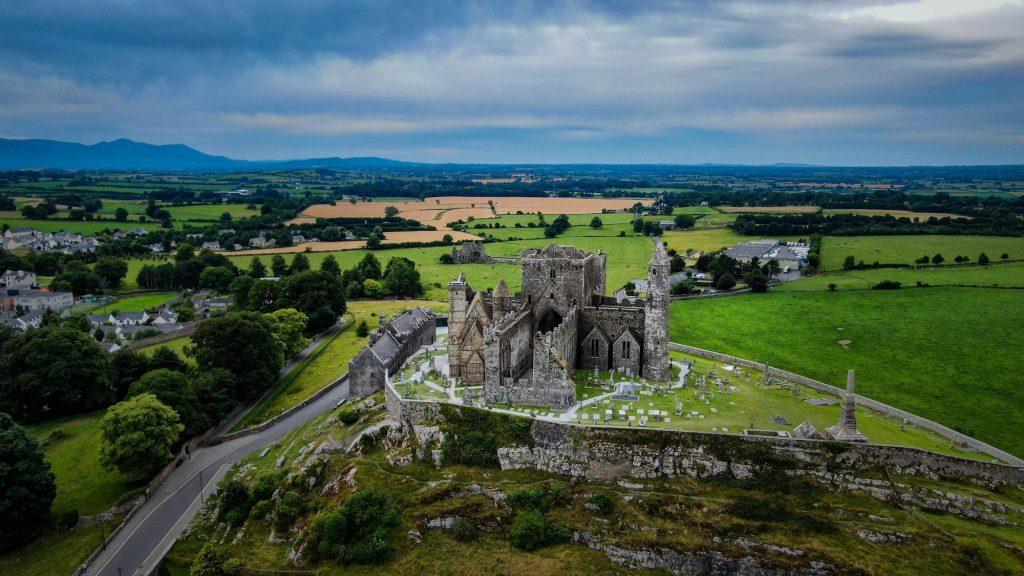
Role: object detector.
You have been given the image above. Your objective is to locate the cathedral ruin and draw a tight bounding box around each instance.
[447,241,670,409]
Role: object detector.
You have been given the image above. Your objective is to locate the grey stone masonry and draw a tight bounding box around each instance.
[642,239,670,381]
[827,370,868,443]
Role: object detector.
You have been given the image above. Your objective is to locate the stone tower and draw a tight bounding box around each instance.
[643,240,671,381]
[447,272,469,379]
[827,370,868,443]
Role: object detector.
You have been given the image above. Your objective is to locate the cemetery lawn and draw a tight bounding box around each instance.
[232,300,446,431]
[776,261,1024,291]
[670,287,1024,457]
[820,235,1024,270]
[92,291,177,313]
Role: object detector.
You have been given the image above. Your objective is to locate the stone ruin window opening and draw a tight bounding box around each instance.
[622,340,631,359]
[538,308,562,334]
[591,339,599,357]
[550,269,556,279]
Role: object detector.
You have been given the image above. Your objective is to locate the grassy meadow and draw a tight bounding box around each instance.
[821,235,1024,270]
[777,261,1024,291]
[670,287,1024,457]
[92,291,177,314]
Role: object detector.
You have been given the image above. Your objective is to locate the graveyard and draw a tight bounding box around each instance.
[389,340,997,462]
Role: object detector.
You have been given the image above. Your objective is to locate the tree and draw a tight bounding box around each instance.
[150,346,188,372]
[191,313,284,399]
[200,266,236,293]
[763,259,781,279]
[439,253,454,264]
[310,489,400,565]
[190,544,239,576]
[590,216,603,229]
[915,255,930,265]
[0,327,115,420]
[219,212,232,223]
[51,261,105,295]
[842,255,856,269]
[828,283,837,291]
[115,207,129,222]
[270,254,288,277]
[1001,253,1010,260]
[365,232,382,249]
[247,257,268,278]
[978,252,990,264]
[382,257,423,297]
[127,369,206,439]
[111,349,155,399]
[384,205,400,218]
[442,234,453,244]
[289,253,311,275]
[265,308,311,357]
[229,274,256,309]
[932,253,944,265]
[673,214,695,229]
[716,273,737,290]
[100,393,183,481]
[0,412,56,552]
[362,278,385,298]
[355,253,382,280]
[94,257,130,289]
[247,280,282,312]
[320,254,341,277]
[356,320,369,337]
[280,271,347,333]
[745,268,768,293]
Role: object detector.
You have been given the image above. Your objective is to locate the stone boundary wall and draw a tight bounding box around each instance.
[668,342,1024,467]
[385,392,1024,489]
[202,375,349,446]
[123,320,199,350]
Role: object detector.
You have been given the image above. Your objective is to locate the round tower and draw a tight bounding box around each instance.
[643,240,671,381]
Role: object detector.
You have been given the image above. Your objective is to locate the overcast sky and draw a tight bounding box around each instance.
[1,0,1022,165]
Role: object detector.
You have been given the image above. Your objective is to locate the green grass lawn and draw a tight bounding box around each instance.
[821,235,1024,270]
[26,411,141,517]
[777,262,1024,291]
[0,519,118,576]
[232,300,447,430]
[0,218,159,234]
[163,203,259,221]
[138,335,195,363]
[92,291,177,314]
[670,287,1024,457]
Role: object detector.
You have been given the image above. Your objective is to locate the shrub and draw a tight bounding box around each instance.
[871,280,902,290]
[508,486,552,512]
[59,509,80,529]
[452,517,478,542]
[355,320,369,338]
[274,491,306,531]
[310,489,400,565]
[590,492,615,516]
[338,409,359,425]
[728,496,789,522]
[252,473,283,501]
[250,500,271,521]
[217,479,252,525]
[509,509,570,551]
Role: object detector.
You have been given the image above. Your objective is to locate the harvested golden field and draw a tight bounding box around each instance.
[821,208,971,219]
[291,196,652,229]
[223,230,481,255]
[716,205,821,213]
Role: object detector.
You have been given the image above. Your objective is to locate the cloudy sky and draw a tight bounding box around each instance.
[1,0,1022,164]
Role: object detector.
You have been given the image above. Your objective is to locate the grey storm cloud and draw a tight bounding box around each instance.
[0,0,1022,164]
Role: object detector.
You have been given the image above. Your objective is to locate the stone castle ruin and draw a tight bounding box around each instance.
[348,307,437,398]
[450,241,493,264]
[447,241,670,408]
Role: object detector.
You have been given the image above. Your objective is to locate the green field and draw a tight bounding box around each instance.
[778,262,1024,291]
[670,287,1024,457]
[468,212,637,241]
[163,203,259,221]
[821,235,1024,270]
[0,520,116,576]
[26,411,141,517]
[0,218,158,234]
[92,292,177,314]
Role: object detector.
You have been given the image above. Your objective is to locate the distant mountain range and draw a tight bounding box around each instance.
[0,137,413,171]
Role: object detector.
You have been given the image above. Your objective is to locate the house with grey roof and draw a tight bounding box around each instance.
[1,270,37,290]
[11,289,74,312]
[4,309,45,331]
[348,307,437,398]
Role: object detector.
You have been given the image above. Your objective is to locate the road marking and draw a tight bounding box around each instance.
[134,461,229,576]
[90,436,258,575]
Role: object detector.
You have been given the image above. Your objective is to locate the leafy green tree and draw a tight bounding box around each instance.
[745,268,768,293]
[439,253,454,264]
[280,271,347,333]
[355,253,382,280]
[0,327,115,420]
[228,274,256,309]
[310,489,400,565]
[199,266,236,293]
[150,346,187,372]
[175,243,196,262]
[356,320,369,337]
[842,255,856,269]
[191,313,284,399]
[716,273,737,290]
[932,253,944,265]
[384,205,400,218]
[590,216,603,228]
[247,279,282,312]
[1001,253,1009,260]
[127,369,207,439]
[363,278,385,298]
[382,257,423,297]
[673,214,695,229]
[320,254,341,277]
[289,253,311,275]
[0,412,56,552]
[220,212,233,223]
[115,207,129,222]
[270,254,288,277]
[100,393,183,481]
[265,308,311,357]
[442,234,453,244]
[190,543,240,576]
[94,257,129,289]
[978,253,990,265]
[51,260,105,295]
[247,257,268,278]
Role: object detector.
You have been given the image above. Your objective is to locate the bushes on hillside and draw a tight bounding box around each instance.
[872,280,902,290]
[0,413,56,552]
[310,489,401,565]
[509,509,570,551]
[99,393,184,481]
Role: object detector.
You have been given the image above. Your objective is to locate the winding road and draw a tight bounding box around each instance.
[84,322,352,576]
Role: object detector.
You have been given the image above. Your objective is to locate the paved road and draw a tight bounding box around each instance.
[85,324,352,576]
